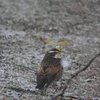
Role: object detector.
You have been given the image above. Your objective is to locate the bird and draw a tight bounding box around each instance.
[36,48,63,90]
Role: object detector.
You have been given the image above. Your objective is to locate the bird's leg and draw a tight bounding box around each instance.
[40,86,47,96]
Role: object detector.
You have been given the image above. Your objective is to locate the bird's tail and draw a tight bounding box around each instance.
[36,78,48,89]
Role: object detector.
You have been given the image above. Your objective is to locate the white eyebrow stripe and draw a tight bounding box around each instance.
[49,51,58,53]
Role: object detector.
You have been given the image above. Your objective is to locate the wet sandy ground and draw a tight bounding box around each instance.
[0,0,100,100]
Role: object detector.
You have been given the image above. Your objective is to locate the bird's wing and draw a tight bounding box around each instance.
[36,58,63,89]
[37,58,63,79]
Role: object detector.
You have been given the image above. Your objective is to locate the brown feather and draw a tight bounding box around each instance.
[36,48,63,89]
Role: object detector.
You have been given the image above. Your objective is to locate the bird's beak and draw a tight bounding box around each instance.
[55,51,64,58]
[58,51,64,54]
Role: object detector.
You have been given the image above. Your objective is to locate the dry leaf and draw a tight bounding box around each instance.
[56,46,61,50]
[58,41,70,46]
[44,39,54,44]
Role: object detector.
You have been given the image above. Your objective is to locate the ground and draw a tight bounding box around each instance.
[0,0,100,100]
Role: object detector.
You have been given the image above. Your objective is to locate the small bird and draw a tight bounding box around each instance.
[36,48,63,90]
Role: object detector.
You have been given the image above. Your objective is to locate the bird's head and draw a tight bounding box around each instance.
[46,48,63,58]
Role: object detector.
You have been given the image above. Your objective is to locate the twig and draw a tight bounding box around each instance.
[52,53,100,100]
[5,86,38,95]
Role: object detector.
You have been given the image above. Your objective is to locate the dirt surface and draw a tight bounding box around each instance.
[0,0,100,100]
